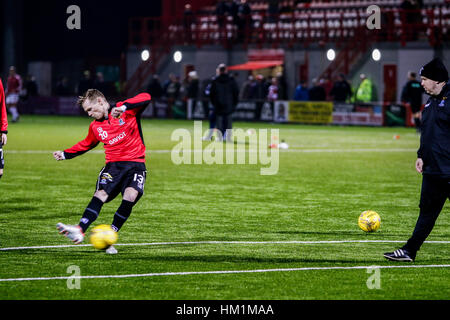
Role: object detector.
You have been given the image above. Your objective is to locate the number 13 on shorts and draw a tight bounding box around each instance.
[133,171,146,191]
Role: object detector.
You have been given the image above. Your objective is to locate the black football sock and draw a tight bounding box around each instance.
[111,200,135,232]
[79,196,104,233]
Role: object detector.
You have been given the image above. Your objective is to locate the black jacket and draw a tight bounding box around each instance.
[209,74,239,115]
[401,80,423,109]
[147,79,164,99]
[330,80,352,102]
[309,85,327,101]
[418,83,450,177]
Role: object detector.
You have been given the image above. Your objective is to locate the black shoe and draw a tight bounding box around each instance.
[383,248,415,262]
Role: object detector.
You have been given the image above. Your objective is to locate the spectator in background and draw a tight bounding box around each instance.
[186,71,200,99]
[147,75,164,100]
[401,71,424,132]
[77,70,93,96]
[400,0,422,40]
[251,74,269,120]
[183,3,195,43]
[251,74,268,100]
[308,78,326,101]
[400,1,423,21]
[293,80,309,101]
[322,78,333,100]
[24,75,38,100]
[216,0,228,36]
[165,74,181,118]
[355,74,375,103]
[202,77,213,99]
[162,73,174,95]
[56,76,72,96]
[267,77,279,101]
[239,75,255,100]
[209,63,239,142]
[5,66,22,123]
[400,0,415,12]
[276,72,287,100]
[165,74,181,100]
[227,0,239,24]
[237,0,252,41]
[330,73,352,103]
[267,0,279,23]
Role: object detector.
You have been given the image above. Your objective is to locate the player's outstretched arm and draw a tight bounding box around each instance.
[60,124,100,160]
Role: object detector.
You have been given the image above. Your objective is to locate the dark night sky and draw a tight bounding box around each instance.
[23,0,162,61]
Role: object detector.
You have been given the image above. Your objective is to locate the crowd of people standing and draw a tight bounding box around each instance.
[294,74,370,103]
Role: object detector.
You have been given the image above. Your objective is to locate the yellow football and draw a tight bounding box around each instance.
[358,210,381,232]
[89,224,118,250]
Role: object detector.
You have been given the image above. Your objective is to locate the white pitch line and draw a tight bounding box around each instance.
[1,264,449,282]
[1,240,449,252]
[284,148,417,153]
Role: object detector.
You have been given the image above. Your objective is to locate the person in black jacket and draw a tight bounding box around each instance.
[209,64,239,142]
[237,0,252,41]
[186,71,200,99]
[308,78,327,101]
[330,74,352,103]
[147,75,164,100]
[384,58,449,262]
[401,71,424,132]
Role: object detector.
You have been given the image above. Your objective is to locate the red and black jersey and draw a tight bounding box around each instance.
[64,93,151,163]
[6,75,22,94]
[0,79,7,134]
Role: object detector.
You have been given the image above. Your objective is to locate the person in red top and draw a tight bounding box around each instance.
[54,89,151,254]
[5,66,22,123]
[0,78,8,179]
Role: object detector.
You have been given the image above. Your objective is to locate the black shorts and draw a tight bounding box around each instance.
[96,161,147,203]
[0,142,4,170]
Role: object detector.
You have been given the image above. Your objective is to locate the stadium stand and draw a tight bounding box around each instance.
[126,0,449,97]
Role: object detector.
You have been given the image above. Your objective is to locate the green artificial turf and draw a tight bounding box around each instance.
[0,115,449,300]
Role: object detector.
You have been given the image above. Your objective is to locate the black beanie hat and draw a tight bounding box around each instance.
[420,58,449,83]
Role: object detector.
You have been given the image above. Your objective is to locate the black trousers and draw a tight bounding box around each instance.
[208,109,216,129]
[404,174,449,254]
[216,114,233,139]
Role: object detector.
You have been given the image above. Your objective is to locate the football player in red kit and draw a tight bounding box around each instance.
[54,89,151,254]
[0,78,8,179]
[5,66,22,123]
